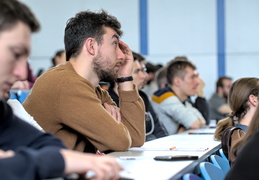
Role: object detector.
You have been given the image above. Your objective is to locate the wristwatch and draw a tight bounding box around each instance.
[116,76,133,83]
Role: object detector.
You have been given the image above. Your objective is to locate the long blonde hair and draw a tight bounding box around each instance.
[214,77,259,140]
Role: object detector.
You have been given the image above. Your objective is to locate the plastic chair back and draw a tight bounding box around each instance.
[182,173,203,180]
[210,155,230,176]
[199,162,225,180]
[9,92,18,100]
[219,148,228,162]
[17,90,30,103]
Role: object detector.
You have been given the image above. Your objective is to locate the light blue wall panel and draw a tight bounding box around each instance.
[226,0,259,81]
[148,0,216,56]
[83,0,139,52]
[147,0,217,98]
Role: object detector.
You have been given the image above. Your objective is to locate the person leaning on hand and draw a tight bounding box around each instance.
[23,10,145,153]
[0,0,122,179]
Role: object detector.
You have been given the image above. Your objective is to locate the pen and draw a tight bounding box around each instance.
[169,146,176,150]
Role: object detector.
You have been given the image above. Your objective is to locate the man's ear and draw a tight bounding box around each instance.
[85,38,96,55]
[173,77,181,86]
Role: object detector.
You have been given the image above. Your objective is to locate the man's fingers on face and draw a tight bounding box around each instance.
[118,41,129,54]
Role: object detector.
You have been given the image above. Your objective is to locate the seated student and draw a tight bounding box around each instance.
[152,60,206,135]
[214,78,259,163]
[51,49,66,67]
[208,76,233,121]
[23,10,145,153]
[108,52,168,141]
[0,0,122,179]
[225,104,259,180]
[156,56,209,124]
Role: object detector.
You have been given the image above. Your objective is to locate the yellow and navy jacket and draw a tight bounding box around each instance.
[151,86,205,135]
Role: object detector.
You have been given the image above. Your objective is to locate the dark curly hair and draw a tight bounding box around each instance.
[64,10,122,61]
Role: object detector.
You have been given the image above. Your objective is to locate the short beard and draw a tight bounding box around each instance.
[223,92,228,102]
[92,52,117,82]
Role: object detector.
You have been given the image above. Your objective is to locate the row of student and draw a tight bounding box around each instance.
[106,54,210,137]
[0,0,146,179]
[8,0,235,150]
[3,0,257,179]
[136,55,233,133]
[142,59,234,122]
[142,54,259,173]
[122,52,256,148]
[12,15,232,143]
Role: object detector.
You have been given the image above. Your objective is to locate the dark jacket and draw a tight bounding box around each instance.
[0,100,66,180]
[225,130,259,180]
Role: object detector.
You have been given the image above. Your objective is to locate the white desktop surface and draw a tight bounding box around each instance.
[110,129,221,180]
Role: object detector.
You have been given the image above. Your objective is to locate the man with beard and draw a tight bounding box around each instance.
[23,10,145,153]
[208,76,232,121]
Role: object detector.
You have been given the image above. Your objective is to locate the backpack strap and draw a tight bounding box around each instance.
[221,126,242,159]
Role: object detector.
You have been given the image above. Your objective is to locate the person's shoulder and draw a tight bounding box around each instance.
[152,87,176,104]
[208,92,217,101]
[153,86,175,96]
[209,92,225,105]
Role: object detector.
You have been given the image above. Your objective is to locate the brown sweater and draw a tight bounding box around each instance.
[23,62,145,153]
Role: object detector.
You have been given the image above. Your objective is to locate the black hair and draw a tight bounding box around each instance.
[64,10,122,61]
[0,0,40,33]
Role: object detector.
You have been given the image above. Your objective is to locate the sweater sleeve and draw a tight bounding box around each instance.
[118,85,146,146]
[0,147,64,180]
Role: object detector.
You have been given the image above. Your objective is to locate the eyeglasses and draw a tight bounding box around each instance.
[133,68,147,74]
